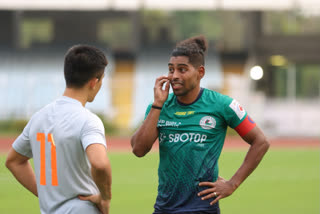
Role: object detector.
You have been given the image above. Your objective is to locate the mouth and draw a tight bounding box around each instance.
[171,81,183,90]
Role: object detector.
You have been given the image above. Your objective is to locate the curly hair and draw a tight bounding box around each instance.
[171,35,208,67]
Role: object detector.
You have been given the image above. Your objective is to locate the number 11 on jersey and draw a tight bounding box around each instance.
[36,133,59,186]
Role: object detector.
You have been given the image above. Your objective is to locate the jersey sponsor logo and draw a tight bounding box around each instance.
[168,133,207,143]
[174,111,186,116]
[229,99,246,120]
[174,111,195,116]
[199,116,216,130]
[158,119,181,127]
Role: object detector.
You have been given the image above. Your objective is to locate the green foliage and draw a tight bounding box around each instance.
[0,119,28,136]
[96,114,119,136]
[140,10,224,44]
[21,18,54,49]
[264,11,320,35]
[172,11,222,41]
[97,18,133,49]
[0,149,319,214]
[0,117,120,137]
[296,64,320,98]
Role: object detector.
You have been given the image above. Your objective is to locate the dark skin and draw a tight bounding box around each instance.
[131,56,203,157]
[131,55,270,205]
[168,56,204,104]
[198,126,269,205]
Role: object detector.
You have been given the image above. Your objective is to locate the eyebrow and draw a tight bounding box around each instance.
[168,63,188,67]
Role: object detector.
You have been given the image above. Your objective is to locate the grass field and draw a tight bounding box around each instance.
[0,148,319,214]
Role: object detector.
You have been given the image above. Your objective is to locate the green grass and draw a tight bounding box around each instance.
[218,149,320,214]
[0,149,319,214]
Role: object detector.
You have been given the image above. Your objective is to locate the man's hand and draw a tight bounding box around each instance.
[79,194,110,214]
[5,148,38,197]
[198,176,237,205]
[153,76,170,107]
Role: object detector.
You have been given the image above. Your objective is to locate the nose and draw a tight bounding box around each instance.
[170,69,180,81]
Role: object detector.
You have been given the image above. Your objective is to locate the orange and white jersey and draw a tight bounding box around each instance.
[13,96,106,214]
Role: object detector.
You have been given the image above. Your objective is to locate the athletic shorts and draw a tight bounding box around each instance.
[153,207,220,214]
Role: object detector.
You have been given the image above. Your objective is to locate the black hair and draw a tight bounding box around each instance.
[171,35,208,67]
[64,44,108,88]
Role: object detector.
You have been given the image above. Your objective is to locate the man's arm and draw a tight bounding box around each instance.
[131,76,170,157]
[5,148,38,197]
[131,107,161,157]
[198,126,270,205]
[81,143,112,214]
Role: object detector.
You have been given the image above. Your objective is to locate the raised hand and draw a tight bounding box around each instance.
[153,76,170,107]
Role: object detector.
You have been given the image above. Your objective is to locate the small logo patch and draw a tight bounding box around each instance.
[200,116,216,130]
[229,99,246,120]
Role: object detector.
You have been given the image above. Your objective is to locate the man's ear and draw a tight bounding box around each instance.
[198,66,205,79]
[89,78,99,89]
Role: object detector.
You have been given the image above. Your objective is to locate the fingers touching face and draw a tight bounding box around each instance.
[167,56,202,97]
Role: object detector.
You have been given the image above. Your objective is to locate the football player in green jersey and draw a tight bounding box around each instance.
[131,35,270,214]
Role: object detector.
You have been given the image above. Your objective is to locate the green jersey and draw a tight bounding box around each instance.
[146,88,255,213]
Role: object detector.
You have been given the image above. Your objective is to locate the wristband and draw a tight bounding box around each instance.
[151,105,162,110]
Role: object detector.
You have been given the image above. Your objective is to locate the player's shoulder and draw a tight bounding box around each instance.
[202,88,233,104]
[81,109,105,135]
[28,99,57,121]
[83,108,103,124]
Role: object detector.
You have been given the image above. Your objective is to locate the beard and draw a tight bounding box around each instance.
[173,88,188,97]
[171,80,197,97]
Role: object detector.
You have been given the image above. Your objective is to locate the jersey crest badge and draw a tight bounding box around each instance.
[229,99,246,119]
[200,116,216,130]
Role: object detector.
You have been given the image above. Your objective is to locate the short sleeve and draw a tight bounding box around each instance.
[221,96,247,128]
[81,113,106,151]
[220,95,256,136]
[12,122,33,158]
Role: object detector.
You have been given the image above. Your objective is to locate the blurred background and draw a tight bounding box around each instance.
[0,1,319,214]
[0,1,320,137]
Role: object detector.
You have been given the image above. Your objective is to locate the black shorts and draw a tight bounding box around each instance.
[153,208,220,214]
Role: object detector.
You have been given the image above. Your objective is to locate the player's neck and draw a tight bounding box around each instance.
[63,88,88,107]
[176,86,201,105]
